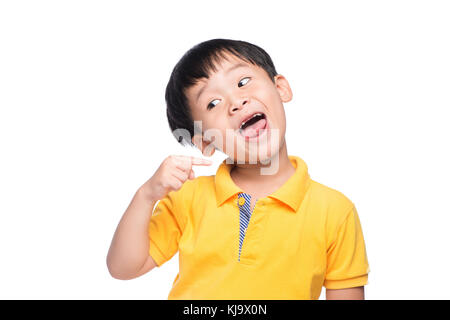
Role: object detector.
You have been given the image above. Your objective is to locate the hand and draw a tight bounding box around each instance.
[140,155,212,202]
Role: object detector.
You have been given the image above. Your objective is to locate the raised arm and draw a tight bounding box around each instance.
[106,155,212,280]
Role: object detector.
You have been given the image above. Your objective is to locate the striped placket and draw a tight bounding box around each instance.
[237,192,255,261]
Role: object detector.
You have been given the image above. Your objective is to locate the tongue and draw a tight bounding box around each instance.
[242,118,267,138]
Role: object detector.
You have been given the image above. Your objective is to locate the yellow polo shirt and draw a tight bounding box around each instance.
[148,155,369,299]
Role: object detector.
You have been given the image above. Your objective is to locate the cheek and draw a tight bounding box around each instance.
[202,116,226,131]
[200,117,229,145]
[256,85,285,121]
[255,83,282,109]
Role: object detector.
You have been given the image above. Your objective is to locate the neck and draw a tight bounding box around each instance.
[230,141,295,189]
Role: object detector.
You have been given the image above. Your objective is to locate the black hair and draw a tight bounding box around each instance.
[165,38,278,146]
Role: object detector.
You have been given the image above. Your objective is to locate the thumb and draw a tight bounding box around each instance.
[188,169,195,180]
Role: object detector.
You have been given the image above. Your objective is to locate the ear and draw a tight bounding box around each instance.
[192,134,216,157]
[274,74,293,103]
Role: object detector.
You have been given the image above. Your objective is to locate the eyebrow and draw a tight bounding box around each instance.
[195,63,249,103]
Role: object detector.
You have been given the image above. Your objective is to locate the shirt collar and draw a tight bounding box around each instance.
[214,155,311,212]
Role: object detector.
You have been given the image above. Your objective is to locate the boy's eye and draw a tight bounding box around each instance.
[206,77,250,110]
[238,77,251,88]
[207,99,220,110]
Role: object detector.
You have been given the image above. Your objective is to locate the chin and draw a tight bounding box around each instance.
[229,133,283,165]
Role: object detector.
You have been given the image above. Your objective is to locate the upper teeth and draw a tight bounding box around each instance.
[240,113,263,129]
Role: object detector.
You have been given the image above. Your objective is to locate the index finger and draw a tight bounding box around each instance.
[189,156,213,166]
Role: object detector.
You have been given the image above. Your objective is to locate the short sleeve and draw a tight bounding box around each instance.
[324,205,370,289]
[148,189,187,267]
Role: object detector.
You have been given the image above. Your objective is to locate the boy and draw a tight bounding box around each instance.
[106,39,370,300]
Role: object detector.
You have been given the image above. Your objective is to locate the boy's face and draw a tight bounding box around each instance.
[185,52,292,164]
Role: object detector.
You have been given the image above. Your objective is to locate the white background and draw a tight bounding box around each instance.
[1,0,449,299]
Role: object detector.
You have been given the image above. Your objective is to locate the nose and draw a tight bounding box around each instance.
[229,97,249,115]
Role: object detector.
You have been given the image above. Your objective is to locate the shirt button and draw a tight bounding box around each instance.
[238,197,246,206]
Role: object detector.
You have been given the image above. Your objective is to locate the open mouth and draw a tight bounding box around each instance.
[238,112,268,140]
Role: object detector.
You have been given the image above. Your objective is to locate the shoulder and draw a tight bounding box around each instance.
[185,174,215,192]
[309,179,354,208]
[308,179,355,229]
[169,174,216,201]
[157,175,216,227]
